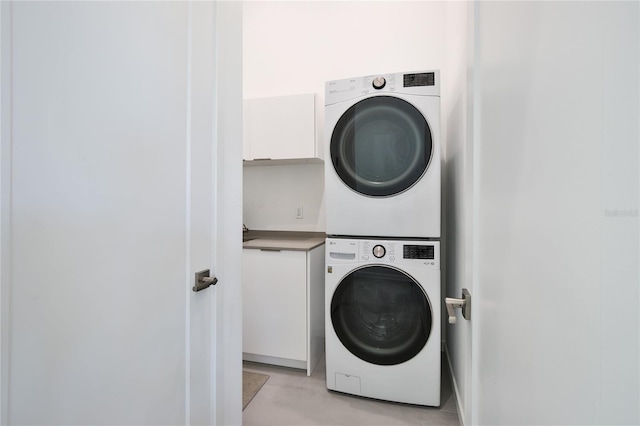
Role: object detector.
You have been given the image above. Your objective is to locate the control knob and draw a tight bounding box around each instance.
[372,76,386,90]
[372,245,386,258]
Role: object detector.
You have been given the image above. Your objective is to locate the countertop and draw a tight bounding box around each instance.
[242,230,326,251]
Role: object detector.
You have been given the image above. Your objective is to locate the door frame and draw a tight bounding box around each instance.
[1,2,12,422]
[211,1,243,424]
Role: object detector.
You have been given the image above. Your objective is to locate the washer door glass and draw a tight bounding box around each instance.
[330,96,433,197]
[331,265,432,366]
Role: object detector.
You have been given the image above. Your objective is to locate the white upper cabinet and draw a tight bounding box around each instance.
[243,93,323,164]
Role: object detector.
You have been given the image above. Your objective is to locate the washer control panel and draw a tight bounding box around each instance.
[327,238,439,269]
[403,244,435,260]
[372,244,386,258]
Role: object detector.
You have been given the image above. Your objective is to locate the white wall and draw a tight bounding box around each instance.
[244,1,445,100]
[243,1,447,232]
[243,163,325,232]
[472,2,639,424]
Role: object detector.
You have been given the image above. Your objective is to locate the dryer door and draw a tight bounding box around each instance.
[330,265,433,366]
[330,96,433,197]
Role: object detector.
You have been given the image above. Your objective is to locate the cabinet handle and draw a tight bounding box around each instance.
[260,248,281,252]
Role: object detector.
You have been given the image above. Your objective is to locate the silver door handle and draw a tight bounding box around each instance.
[445,288,471,324]
[193,269,218,292]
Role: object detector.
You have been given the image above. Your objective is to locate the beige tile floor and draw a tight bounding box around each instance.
[243,353,460,426]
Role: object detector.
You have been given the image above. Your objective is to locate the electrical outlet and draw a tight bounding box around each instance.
[296,205,304,219]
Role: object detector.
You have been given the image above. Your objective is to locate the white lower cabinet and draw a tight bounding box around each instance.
[242,244,325,376]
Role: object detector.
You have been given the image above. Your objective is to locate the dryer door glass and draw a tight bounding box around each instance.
[330,96,433,197]
[330,265,432,365]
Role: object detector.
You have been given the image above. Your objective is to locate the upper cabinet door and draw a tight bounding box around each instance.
[244,93,322,162]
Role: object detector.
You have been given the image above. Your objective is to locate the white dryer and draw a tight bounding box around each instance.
[325,71,441,238]
[325,237,440,406]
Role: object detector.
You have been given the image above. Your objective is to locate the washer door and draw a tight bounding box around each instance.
[330,96,433,197]
[330,265,433,366]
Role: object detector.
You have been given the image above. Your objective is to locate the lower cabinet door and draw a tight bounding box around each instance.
[242,249,307,361]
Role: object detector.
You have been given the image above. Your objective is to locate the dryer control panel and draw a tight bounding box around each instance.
[325,70,440,106]
[326,237,439,270]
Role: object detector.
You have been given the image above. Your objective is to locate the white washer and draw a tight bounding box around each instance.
[325,71,441,238]
[325,237,440,406]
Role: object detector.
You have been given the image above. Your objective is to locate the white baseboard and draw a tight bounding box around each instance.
[444,346,466,426]
[243,352,307,371]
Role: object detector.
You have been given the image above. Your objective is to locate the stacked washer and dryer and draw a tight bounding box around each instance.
[324,71,441,406]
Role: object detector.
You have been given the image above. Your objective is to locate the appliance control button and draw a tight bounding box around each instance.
[389,256,395,262]
[372,245,386,258]
[363,255,369,260]
[372,76,386,90]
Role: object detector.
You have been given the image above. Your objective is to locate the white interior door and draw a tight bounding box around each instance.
[470,2,639,425]
[0,2,242,425]
[446,2,638,425]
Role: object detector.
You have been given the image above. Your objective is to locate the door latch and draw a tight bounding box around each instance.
[445,288,471,324]
[193,269,218,292]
